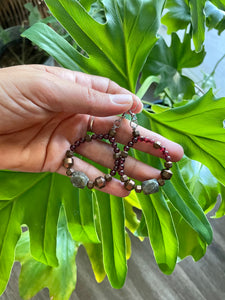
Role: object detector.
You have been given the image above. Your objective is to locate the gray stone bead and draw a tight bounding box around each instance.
[71,171,89,189]
[142,179,159,195]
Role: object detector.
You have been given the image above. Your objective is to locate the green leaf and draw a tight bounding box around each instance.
[124,199,140,234]
[189,0,206,52]
[142,33,205,99]
[0,171,98,295]
[162,0,191,33]
[138,190,178,274]
[214,184,225,218]
[95,191,127,288]
[205,1,225,30]
[147,91,225,188]
[25,0,165,91]
[16,207,78,300]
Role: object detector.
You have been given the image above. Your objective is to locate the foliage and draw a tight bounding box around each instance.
[0,0,225,299]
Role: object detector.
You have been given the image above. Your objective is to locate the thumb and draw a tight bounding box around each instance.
[39,73,142,116]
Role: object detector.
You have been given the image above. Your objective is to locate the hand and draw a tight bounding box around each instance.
[0,65,183,197]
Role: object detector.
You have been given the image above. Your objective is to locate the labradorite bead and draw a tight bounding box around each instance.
[141,179,159,195]
[71,171,89,189]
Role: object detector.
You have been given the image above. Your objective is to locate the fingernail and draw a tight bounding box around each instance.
[110,94,133,105]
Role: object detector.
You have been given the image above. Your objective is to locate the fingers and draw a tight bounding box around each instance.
[32,65,143,115]
[88,116,184,162]
[57,157,130,198]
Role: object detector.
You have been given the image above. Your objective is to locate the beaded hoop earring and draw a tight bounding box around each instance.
[63,112,173,195]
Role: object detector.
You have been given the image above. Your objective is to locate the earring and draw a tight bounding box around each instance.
[63,112,173,195]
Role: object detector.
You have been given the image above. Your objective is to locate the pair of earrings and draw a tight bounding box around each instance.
[63,112,173,195]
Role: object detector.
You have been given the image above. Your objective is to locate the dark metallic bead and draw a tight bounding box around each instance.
[121,151,128,158]
[63,157,74,169]
[158,178,165,186]
[124,179,135,191]
[95,176,106,189]
[142,179,159,195]
[165,161,173,169]
[161,169,173,180]
[105,174,112,182]
[85,134,92,142]
[113,152,121,159]
[153,141,162,149]
[87,180,95,189]
[66,150,74,158]
[132,130,140,137]
[66,168,74,176]
[135,185,142,193]
[120,175,129,182]
[109,129,117,137]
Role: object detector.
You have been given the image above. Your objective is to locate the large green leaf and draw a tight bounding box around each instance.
[147,90,225,187]
[16,207,78,300]
[95,191,127,288]
[23,0,165,91]
[0,171,98,295]
[142,32,205,99]
[162,0,191,33]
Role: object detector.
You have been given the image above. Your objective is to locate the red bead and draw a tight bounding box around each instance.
[97,134,104,140]
[165,156,172,162]
[110,170,116,176]
[124,146,130,151]
[150,139,155,144]
[112,142,117,148]
[109,137,116,143]
[75,140,80,147]
[128,141,134,147]
[114,147,120,153]
[132,137,138,143]
[113,165,119,171]
[104,134,109,139]
[119,164,124,169]
[139,136,144,142]
[120,157,125,163]
[79,137,85,143]
[118,170,125,175]
[160,146,166,152]
[70,145,76,151]
[115,159,120,166]
[144,137,150,143]
[91,134,98,140]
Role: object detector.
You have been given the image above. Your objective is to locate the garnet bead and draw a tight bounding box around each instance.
[110,170,116,176]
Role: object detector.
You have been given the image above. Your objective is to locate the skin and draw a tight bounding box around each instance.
[0,65,184,197]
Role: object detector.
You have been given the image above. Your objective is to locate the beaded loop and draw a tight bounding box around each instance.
[63,112,173,194]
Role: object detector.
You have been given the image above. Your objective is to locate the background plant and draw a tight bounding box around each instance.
[0,1,225,299]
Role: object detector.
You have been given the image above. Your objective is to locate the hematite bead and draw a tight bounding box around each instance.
[66,150,74,158]
[63,157,74,169]
[87,180,95,189]
[66,168,74,176]
[142,179,159,195]
[135,185,142,193]
[95,176,106,188]
[158,178,165,186]
[71,171,89,188]
[85,134,92,142]
[124,179,135,191]
[121,151,128,158]
[161,169,173,180]
[120,175,129,182]
[105,174,112,182]
[153,141,162,149]
[165,161,173,169]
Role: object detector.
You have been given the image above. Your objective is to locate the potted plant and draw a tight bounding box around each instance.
[0,1,225,299]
